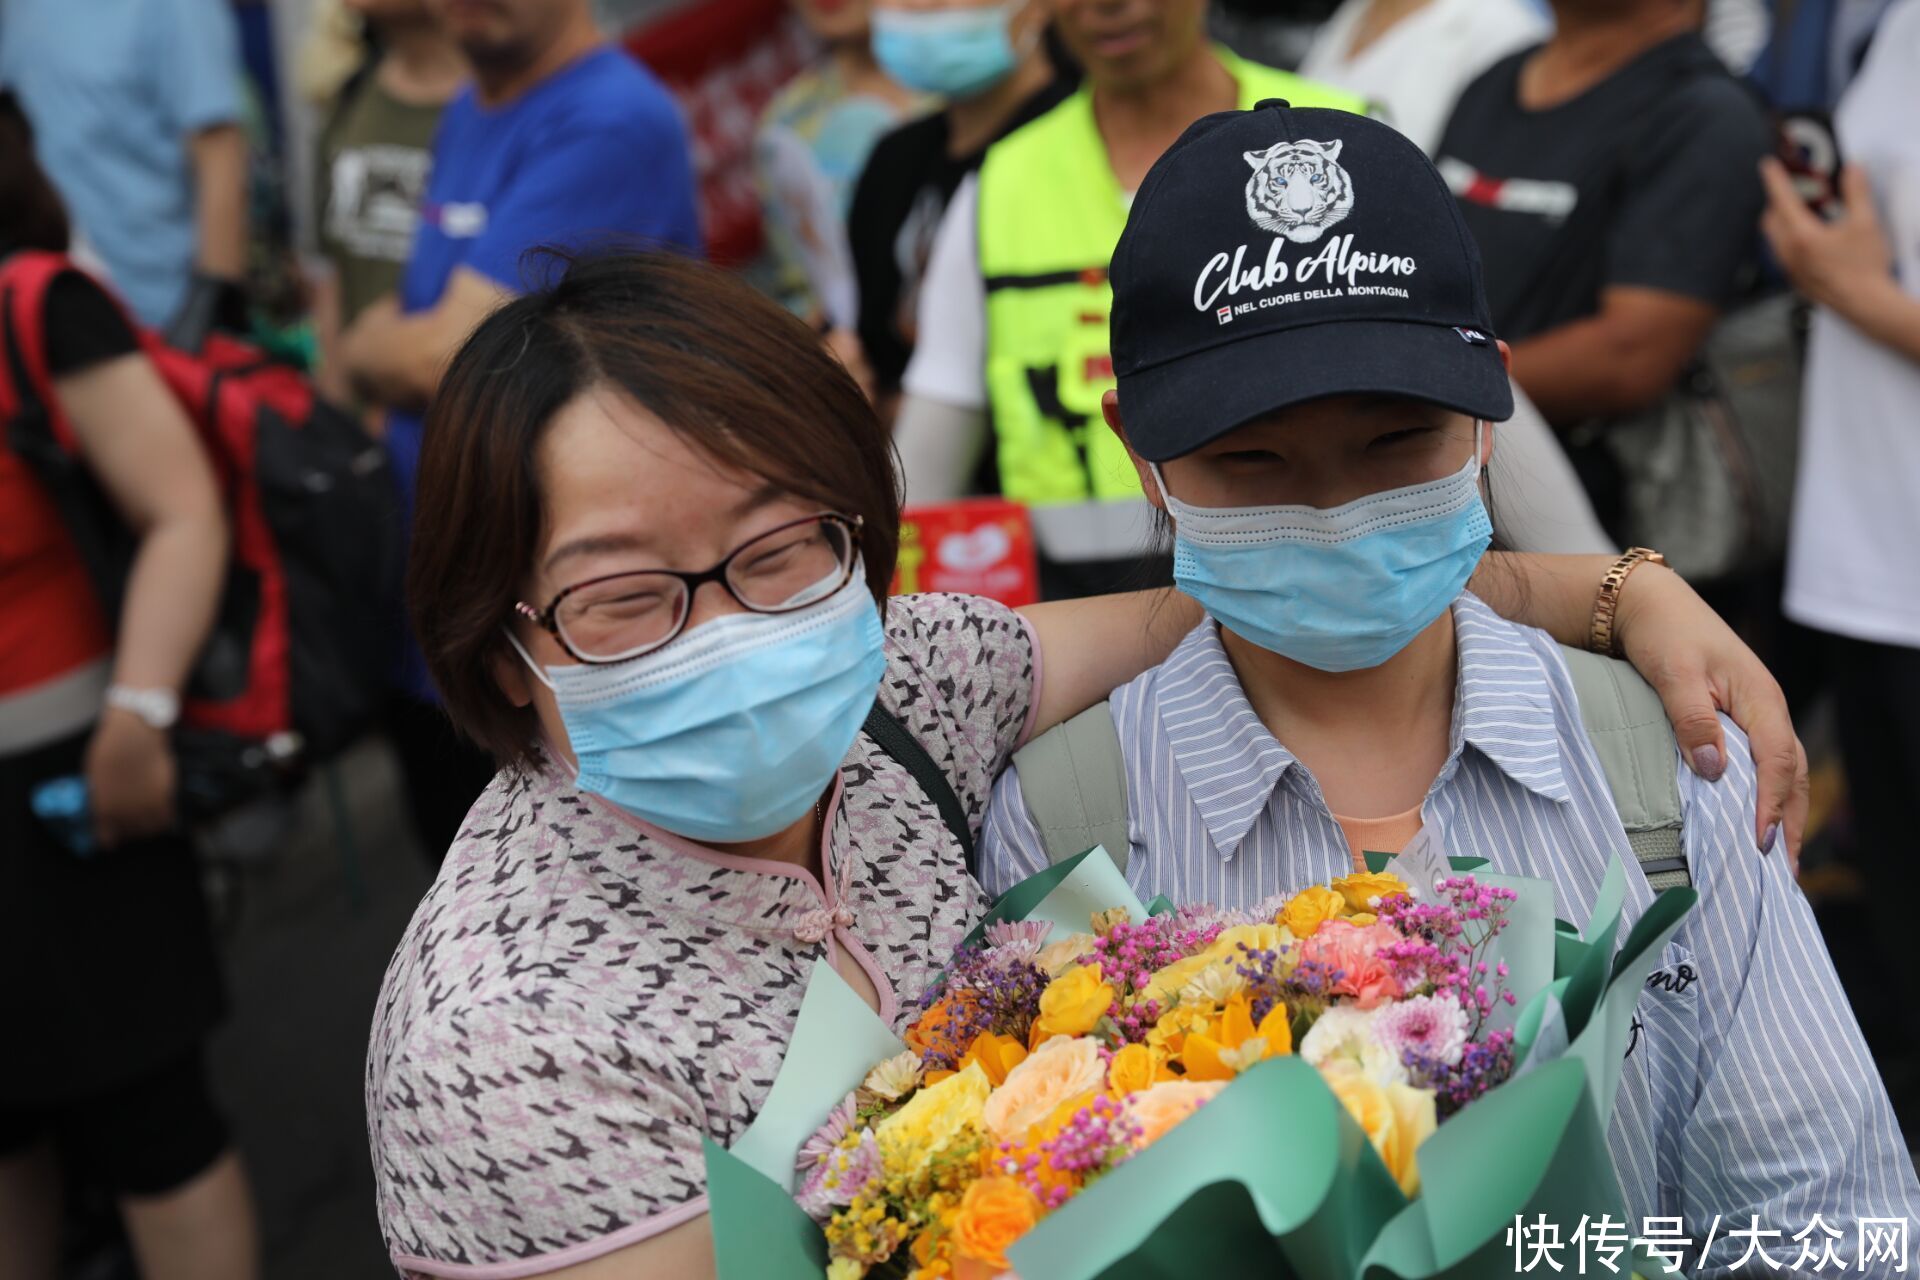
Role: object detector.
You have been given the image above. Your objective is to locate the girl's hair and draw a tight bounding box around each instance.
[408,250,901,767]
[0,91,72,254]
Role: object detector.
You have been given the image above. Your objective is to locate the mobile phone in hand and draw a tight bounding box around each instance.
[30,775,96,856]
[1777,111,1843,217]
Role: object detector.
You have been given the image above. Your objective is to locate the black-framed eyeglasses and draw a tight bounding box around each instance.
[514,513,863,664]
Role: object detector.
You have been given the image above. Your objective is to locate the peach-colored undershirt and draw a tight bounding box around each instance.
[1331,805,1424,872]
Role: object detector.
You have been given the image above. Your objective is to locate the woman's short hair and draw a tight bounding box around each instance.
[409,250,901,768]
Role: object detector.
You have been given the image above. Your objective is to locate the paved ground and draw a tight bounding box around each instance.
[206,737,433,1280]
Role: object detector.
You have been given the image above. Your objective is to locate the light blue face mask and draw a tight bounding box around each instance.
[509,570,887,845]
[1154,423,1492,673]
[871,3,1026,98]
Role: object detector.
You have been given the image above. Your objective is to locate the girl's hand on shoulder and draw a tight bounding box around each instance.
[1615,564,1808,868]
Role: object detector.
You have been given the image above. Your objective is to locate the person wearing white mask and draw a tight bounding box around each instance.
[981,103,1918,1272]
[365,250,1809,1278]
[1299,0,1550,156]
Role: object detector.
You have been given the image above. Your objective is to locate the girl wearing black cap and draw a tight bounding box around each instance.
[979,102,1919,1271]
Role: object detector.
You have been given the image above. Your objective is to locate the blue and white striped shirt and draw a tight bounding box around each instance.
[982,593,1919,1275]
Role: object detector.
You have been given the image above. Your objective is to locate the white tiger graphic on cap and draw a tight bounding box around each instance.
[1244,139,1354,243]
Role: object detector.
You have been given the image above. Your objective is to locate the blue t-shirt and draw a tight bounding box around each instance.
[0,0,243,327]
[387,45,701,700]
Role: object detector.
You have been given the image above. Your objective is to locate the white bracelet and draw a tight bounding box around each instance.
[105,684,180,731]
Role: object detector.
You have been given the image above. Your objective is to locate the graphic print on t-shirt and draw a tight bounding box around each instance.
[325,143,433,262]
[1435,156,1578,222]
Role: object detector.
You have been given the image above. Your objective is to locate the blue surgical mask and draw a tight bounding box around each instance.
[508,570,887,844]
[1154,423,1491,673]
[872,3,1025,98]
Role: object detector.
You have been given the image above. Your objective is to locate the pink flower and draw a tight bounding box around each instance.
[1372,994,1470,1068]
[797,1093,857,1175]
[1301,920,1405,1010]
[984,919,1054,968]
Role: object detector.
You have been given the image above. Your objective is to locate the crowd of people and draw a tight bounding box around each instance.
[1,0,1918,1276]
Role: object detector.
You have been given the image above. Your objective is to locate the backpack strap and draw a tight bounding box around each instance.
[862,702,977,878]
[1559,645,1690,891]
[0,250,71,437]
[1009,702,1131,873]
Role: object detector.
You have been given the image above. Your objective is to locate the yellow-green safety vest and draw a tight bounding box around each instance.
[977,53,1367,510]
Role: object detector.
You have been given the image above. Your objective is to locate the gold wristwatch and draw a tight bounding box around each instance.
[1590,547,1667,658]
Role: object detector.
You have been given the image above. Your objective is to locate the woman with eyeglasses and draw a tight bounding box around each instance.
[369,250,1809,1279]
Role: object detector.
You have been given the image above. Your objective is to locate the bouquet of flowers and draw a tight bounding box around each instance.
[704,847,1696,1280]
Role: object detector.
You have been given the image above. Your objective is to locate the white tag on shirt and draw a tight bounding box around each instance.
[1392,824,1453,903]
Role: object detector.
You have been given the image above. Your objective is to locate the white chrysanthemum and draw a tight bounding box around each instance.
[862,1050,924,1101]
[1299,1005,1409,1086]
[1179,963,1247,1007]
[1371,993,1470,1069]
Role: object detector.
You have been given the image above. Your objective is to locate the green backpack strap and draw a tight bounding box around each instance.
[1559,646,1690,891]
[1010,702,1132,873]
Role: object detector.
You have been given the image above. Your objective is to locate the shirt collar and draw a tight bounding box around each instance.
[1446,593,1574,806]
[1155,621,1300,861]
[1156,596,1572,862]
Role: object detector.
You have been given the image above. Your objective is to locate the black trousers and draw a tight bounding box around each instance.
[1827,630,1920,1063]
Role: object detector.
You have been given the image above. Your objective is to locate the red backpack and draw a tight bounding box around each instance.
[1,250,402,814]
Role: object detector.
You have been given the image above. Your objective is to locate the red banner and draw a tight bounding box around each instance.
[623,0,816,267]
[891,499,1040,607]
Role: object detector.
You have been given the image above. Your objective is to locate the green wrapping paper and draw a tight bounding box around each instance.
[704,848,1696,1279]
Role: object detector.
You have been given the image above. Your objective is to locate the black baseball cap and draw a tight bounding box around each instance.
[1110,102,1514,463]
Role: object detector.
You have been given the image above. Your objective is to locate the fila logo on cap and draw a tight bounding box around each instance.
[1217,305,1233,325]
[1244,139,1354,244]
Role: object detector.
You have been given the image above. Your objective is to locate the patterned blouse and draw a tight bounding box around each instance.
[366,594,1037,1277]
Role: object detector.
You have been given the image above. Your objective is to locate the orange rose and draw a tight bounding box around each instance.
[907,990,981,1065]
[950,1177,1042,1271]
[1121,1080,1225,1149]
[958,1032,1029,1086]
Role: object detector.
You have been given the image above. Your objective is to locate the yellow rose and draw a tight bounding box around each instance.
[1180,994,1293,1082]
[949,1176,1042,1271]
[1319,1061,1436,1196]
[1140,924,1288,1006]
[983,1036,1107,1145]
[1033,931,1099,976]
[1120,1079,1225,1149]
[1106,1042,1171,1095]
[1030,963,1115,1044]
[957,1032,1029,1087]
[876,1062,990,1173]
[826,1260,866,1280]
[1280,885,1348,939]
[1330,871,1409,915]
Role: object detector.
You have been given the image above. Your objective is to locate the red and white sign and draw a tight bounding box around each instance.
[891,499,1040,607]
